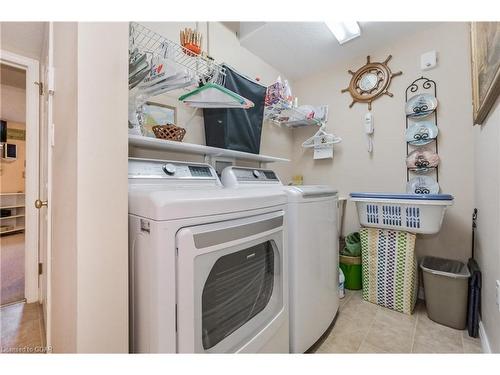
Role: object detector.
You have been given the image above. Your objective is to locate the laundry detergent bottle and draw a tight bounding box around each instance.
[339,267,345,299]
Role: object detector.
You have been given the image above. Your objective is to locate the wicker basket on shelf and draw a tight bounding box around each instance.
[152,124,186,142]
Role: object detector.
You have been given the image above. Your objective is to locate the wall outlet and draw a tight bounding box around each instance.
[496,280,500,312]
[421,50,437,71]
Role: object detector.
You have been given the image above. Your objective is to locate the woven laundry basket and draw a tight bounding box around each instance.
[360,228,418,315]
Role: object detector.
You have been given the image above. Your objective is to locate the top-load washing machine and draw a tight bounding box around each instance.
[128,158,289,353]
[221,166,339,353]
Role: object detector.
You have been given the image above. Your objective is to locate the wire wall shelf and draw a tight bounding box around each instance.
[264,99,325,128]
[130,22,226,86]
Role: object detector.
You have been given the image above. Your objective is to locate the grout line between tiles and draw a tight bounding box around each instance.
[347,292,354,303]
[342,291,354,305]
[315,291,355,353]
[356,300,379,353]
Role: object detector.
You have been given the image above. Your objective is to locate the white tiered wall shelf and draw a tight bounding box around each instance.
[0,193,26,236]
[129,135,290,164]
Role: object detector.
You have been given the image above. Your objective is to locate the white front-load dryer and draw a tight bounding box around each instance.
[128,158,289,353]
[221,166,339,353]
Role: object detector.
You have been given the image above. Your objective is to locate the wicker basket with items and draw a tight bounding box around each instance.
[152,124,186,142]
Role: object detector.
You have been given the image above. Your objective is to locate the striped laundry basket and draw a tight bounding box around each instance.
[360,228,418,315]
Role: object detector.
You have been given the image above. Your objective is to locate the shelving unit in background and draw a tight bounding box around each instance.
[0,193,25,236]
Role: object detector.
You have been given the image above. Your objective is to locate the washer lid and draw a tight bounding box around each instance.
[285,185,338,202]
[129,186,287,220]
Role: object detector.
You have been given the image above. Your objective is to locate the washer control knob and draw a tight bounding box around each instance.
[163,163,177,175]
[253,170,261,178]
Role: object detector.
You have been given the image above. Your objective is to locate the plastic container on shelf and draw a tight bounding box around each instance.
[350,192,454,234]
[420,256,470,330]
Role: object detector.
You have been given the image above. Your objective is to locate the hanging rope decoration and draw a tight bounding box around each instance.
[341,55,402,110]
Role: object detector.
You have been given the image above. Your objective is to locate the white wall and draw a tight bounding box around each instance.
[0,22,45,61]
[76,22,129,353]
[51,21,78,352]
[292,22,474,262]
[0,84,25,123]
[51,22,129,353]
[474,97,500,353]
[128,22,293,182]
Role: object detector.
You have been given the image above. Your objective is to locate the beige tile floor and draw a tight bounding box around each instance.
[314,290,483,354]
[0,291,483,354]
[0,302,47,354]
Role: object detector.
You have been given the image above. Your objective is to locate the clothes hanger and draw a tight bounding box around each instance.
[129,51,147,72]
[179,24,252,108]
[129,54,148,78]
[138,42,196,96]
[129,68,150,90]
[139,43,175,87]
[302,123,342,148]
[144,77,198,98]
[128,28,151,89]
[178,82,254,109]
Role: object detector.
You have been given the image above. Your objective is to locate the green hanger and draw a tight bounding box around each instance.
[179,83,252,108]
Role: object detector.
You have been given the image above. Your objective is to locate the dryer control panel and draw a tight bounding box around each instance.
[128,158,218,180]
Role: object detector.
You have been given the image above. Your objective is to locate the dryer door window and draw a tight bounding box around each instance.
[175,210,285,353]
[201,240,275,350]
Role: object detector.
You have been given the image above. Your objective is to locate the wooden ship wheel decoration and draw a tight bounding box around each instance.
[341,55,402,110]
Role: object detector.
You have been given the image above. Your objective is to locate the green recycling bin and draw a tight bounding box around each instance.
[339,232,362,290]
[339,254,362,290]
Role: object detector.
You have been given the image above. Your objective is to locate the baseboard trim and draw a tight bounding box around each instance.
[479,320,492,353]
[0,298,27,308]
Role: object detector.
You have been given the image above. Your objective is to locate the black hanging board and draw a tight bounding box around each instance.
[203,65,267,155]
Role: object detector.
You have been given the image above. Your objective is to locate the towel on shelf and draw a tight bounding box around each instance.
[360,228,418,315]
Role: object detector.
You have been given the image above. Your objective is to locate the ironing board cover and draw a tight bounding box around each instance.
[360,228,417,315]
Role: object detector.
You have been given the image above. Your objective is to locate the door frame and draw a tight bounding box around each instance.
[0,49,40,303]
[38,21,53,349]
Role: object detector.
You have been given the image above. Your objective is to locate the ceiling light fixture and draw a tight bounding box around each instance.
[325,21,361,45]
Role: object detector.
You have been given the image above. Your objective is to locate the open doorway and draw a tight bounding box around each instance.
[0,63,27,306]
[0,45,44,352]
